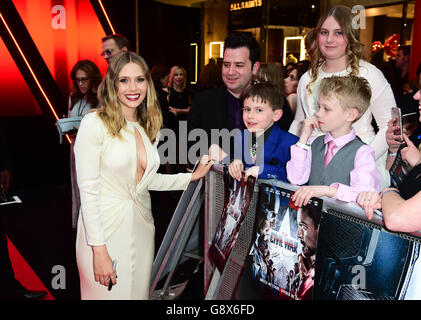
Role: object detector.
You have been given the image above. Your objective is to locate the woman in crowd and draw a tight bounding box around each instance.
[68,60,102,228]
[255,62,293,131]
[167,65,191,126]
[288,5,396,189]
[74,51,213,299]
[150,64,174,129]
[358,71,421,233]
[284,63,309,117]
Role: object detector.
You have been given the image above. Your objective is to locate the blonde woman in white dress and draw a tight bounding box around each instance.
[74,51,213,300]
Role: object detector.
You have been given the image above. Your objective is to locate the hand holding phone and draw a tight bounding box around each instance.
[391,107,403,140]
[108,260,117,291]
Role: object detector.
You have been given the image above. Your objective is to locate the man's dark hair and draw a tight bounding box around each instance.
[398,45,411,57]
[301,204,322,229]
[224,32,260,66]
[102,33,131,51]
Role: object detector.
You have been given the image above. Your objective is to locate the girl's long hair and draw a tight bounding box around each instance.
[97,51,162,143]
[307,5,364,93]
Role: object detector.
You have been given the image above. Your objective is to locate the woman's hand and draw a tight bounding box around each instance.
[401,134,421,167]
[386,118,403,152]
[92,245,116,287]
[191,155,213,181]
[168,106,178,116]
[357,191,382,220]
[228,159,244,181]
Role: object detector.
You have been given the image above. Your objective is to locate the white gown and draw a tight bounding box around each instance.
[74,112,191,300]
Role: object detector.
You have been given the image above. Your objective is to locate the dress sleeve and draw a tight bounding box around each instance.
[74,113,106,246]
[148,172,192,191]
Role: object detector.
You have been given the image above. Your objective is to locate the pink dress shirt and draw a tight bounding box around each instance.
[286,129,381,202]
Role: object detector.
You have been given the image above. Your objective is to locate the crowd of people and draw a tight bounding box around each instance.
[1,4,420,301]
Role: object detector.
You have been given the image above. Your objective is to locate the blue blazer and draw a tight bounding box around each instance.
[233,124,298,182]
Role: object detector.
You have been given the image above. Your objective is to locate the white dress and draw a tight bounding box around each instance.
[74,112,192,300]
[289,60,396,189]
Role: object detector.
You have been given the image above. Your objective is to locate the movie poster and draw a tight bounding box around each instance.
[234,183,323,300]
[208,168,256,272]
[314,211,421,300]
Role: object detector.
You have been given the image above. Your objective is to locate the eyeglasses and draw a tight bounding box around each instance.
[100,48,114,57]
[75,77,89,84]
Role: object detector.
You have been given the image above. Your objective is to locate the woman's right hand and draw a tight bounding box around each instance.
[357,191,382,220]
[92,245,116,287]
[386,118,403,152]
[401,134,421,167]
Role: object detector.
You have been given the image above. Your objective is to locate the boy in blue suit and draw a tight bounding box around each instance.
[224,81,298,181]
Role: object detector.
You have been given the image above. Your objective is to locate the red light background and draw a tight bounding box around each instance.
[0,0,108,117]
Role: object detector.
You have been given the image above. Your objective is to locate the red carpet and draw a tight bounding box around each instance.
[7,236,55,300]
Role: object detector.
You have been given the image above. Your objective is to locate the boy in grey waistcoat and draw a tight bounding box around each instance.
[286,76,381,207]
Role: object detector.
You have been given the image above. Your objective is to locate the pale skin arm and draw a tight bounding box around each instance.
[381,189,421,233]
[358,187,421,233]
[169,106,191,116]
[229,159,244,181]
[191,155,214,181]
[92,245,116,287]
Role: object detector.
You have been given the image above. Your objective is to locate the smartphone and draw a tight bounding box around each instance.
[391,107,403,138]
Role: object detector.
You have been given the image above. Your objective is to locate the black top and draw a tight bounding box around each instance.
[277,96,294,132]
[168,87,190,122]
[399,163,421,200]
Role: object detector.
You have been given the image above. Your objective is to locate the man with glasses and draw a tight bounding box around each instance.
[101,34,130,64]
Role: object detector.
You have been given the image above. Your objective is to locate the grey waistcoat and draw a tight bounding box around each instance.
[308,135,365,186]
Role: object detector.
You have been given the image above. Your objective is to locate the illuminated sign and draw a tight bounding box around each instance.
[230,0,263,11]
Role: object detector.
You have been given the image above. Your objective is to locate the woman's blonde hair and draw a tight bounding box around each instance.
[97,51,162,143]
[308,5,364,93]
[168,65,187,91]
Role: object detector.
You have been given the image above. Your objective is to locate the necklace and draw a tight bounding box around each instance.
[250,134,258,164]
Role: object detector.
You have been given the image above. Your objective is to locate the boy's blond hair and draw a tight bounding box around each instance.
[319,75,371,122]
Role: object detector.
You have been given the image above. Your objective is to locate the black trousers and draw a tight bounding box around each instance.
[0,215,21,294]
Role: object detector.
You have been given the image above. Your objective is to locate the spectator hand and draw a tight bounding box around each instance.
[386,118,403,151]
[228,159,244,181]
[401,134,421,167]
[208,144,227,163]
[244,166,259,180]
[357,191,381,220]
[168,107,178,116]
